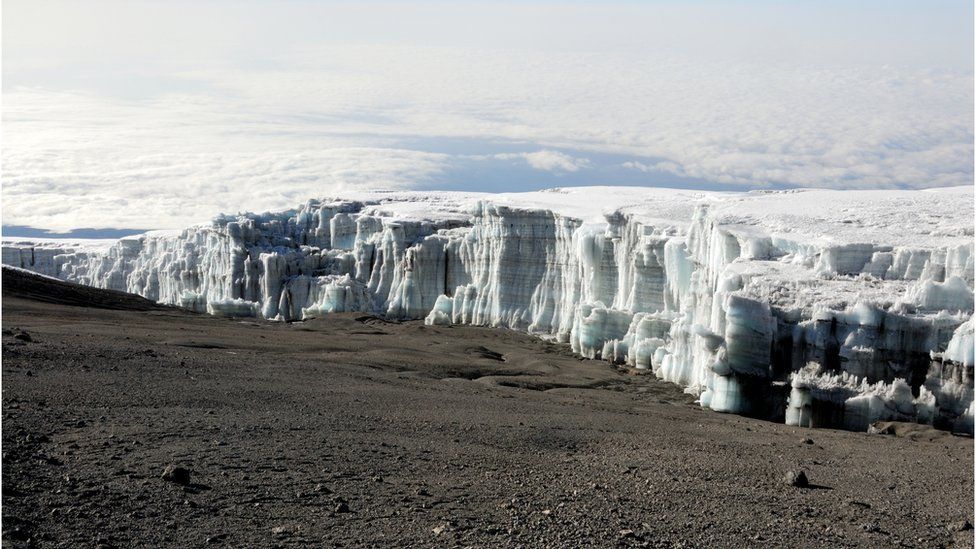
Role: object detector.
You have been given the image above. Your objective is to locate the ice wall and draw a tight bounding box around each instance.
[4,188,973,433]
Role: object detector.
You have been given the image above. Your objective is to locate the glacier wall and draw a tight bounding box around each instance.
[4,190,974,433]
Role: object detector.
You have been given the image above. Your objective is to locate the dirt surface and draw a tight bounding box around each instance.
[2,268,974,547]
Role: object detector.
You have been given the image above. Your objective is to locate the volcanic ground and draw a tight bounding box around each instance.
[2,268,973,547]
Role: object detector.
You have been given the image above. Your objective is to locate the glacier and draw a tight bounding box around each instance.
[4,186,974,433]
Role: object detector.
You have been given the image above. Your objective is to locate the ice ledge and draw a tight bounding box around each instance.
[3,186,973,433]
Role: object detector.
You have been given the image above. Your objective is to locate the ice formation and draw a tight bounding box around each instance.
[4,186,974,433]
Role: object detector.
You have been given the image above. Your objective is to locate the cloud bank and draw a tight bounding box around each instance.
[2,2,972,231]
[491,151,591,173]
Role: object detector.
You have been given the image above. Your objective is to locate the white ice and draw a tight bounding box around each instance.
[4,186,973,432]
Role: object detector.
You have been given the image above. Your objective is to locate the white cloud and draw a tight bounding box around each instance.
[1,90,452,230]
[2,2,972,230]
[494,151,590,173]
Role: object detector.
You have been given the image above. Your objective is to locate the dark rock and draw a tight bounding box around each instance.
[271,525,296,537]
[161,465,191,485]
[785,469,808,488]
[847,500,872,509]
[334,502,350,513]
[8,525,31,540]
[868,423,898,435]
[313,483,331,494]
[949,520,973,532]
[800,438,814,445]
[14,332,32,342]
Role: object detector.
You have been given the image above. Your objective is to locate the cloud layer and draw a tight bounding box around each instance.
[2,2,973,231]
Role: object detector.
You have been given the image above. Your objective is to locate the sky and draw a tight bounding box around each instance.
[2,0,974,233]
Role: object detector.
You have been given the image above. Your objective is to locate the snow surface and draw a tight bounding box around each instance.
[3,186,973,432]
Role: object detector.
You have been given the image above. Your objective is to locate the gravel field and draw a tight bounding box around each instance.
[2,268,973,548]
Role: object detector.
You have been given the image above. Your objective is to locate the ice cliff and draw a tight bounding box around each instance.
[4,186,974,433]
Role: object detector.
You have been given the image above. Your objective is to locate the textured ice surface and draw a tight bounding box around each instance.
[4,186,973,432]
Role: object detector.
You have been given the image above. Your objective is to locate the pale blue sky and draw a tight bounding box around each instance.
[2,1,973,232]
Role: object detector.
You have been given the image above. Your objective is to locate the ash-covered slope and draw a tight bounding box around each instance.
[4,186,974,433]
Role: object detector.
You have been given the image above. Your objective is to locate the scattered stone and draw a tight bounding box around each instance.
[8,525,31,541]
[271,525,297,537]
[949,520,973,532]
[161,465,191,485]
[847,500,872,509]
[785,469,809,488]
[868,423,897,436]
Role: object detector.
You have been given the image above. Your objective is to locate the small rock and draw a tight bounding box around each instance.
[271,525,296,537]
[949,520,973,532]
[800,438,814,445]
[432,524,448,535]
[785,469,809,488]
[313,483,331,494]
[619,529,636,539]
[14,332,32,342]
[868,423,897,436]
[334,502,350,513]
[161,465,191,485]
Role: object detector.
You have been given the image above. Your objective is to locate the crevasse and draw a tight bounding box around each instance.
[4,189,973,433]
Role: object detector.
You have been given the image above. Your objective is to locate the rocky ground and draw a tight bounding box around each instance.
[2,268,973,547]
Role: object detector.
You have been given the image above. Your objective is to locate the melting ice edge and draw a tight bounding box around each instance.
[4,186,974,434]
